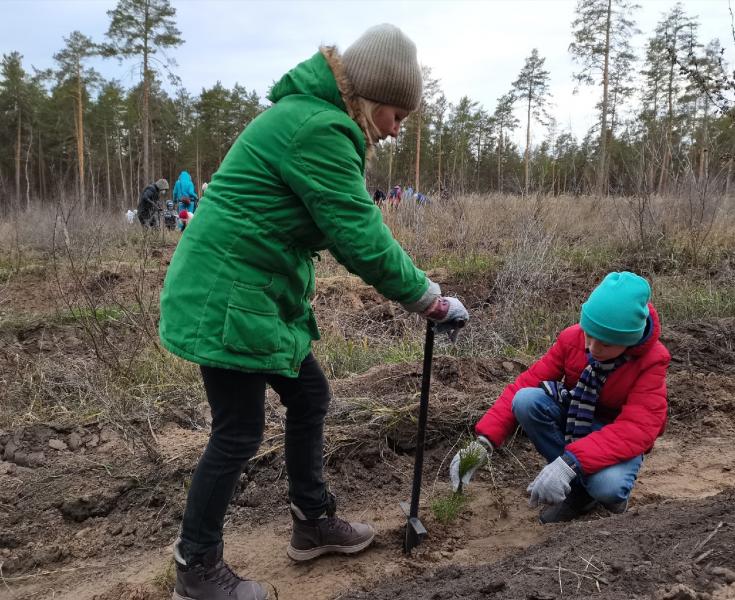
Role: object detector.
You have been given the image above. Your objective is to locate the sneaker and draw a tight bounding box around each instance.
[287,503,375,561]
[172,540,268,600]
[539,487,597,524]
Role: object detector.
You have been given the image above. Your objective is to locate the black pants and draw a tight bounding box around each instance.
[179,353,331,561]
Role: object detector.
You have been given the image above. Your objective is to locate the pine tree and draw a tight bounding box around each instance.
[53,31,99,208]
[512,49,552,195]
[492,93,519,193]
[91,80,129,206]
[653,3,699,193]
[570,0,639,196]
[104,0,182,187]
[0,52,30,210]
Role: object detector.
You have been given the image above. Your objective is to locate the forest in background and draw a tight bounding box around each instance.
[0,0,734,214]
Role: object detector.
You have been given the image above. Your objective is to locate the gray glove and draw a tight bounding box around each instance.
[527,456,576,507]
[449,436,492,492]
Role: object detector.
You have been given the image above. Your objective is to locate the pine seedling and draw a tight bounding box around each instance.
[431,492,468,525]
[456,439,488,495]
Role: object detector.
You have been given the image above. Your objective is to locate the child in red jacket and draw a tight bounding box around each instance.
[451,271,670,523]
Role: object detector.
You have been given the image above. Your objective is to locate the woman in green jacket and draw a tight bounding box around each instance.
[160,24,468,600]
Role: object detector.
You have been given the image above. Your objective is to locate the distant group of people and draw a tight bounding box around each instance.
[373,185,429,209]
[133,171,209,233]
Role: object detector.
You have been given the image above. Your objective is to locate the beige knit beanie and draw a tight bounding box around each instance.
[342,24,423,112]
[155,178,169,191]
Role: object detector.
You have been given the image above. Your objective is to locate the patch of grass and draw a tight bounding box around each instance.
[0,261,47,283]
[127,346,204,405]
[555,244,618,273]
[315,333,423,379]
[426,252,499,281]
[151,557,176,591]
[498,305,577,357]
[0,313,46,333]
[431,492,468,525]
[56,306,128,324]
[653,276,735,322]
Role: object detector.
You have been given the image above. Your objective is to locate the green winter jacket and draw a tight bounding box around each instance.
[158,50,429,376]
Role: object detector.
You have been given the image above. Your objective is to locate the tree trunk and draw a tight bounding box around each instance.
[525,91,531,195]
[105,124,112,207]
[136,132,141,194]
[414,108,421,192]
[698,102,709,183]
[75,64,85,210]
[597,0,612,197]
[195,124,201,194]
[436,129,442,195]
[726,156,733,197]
[15,105,22,210]
[88,148,97,209]
[659,29,678,195]
[25,125,32,210]
[38,131,46,204]
[142,1,151,185]
[117,126,128,209]
[497,129,503,192]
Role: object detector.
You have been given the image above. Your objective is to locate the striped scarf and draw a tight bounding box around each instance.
[540,352,628,442]
[565,353,628,442]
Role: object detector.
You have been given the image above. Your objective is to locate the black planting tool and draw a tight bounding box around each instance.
[401,318,466,553]
[398,319,430,552]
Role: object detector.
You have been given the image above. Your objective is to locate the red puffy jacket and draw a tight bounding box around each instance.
[475,304,670,475]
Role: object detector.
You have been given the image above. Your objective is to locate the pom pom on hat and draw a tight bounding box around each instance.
[580,272,651,346]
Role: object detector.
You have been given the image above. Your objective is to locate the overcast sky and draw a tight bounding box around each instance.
[2,0,732,144]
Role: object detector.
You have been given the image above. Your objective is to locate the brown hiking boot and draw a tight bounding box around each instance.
[287,503,375,561]
[172,540,268,600]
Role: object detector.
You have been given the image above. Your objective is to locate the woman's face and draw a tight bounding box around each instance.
[373,104,410,140]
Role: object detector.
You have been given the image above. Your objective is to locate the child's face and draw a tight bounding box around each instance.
[583,333,627,362]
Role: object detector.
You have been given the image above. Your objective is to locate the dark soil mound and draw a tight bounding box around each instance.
[661,319,735,374]
[343,489,735,600]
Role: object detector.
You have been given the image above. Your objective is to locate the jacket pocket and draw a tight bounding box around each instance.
[223,280,282,355]
[307,307,320,341]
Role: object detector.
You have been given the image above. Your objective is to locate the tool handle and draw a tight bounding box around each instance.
[409,320,434,519]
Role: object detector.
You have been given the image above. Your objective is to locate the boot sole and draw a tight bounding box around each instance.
[286,532,376,562]
[173,591,269,600]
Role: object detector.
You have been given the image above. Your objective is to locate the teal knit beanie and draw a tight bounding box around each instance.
[580,272,651,346]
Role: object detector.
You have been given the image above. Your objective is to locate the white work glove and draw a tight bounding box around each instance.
[527,456,577,507]
[449,436,492,492]
[426,297,469,342]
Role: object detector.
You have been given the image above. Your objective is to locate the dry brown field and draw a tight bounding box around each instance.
[1,193,734,599]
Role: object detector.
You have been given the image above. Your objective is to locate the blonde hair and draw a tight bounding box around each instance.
[319,46,384,152]
[352,97,382,147]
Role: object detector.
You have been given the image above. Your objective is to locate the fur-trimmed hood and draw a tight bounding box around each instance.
[267,47,375,148]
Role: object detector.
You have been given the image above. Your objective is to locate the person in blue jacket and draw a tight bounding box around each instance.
[173,171,199,213]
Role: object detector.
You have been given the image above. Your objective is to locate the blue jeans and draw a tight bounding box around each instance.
[511,386,642,505]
